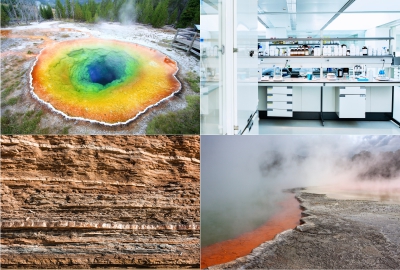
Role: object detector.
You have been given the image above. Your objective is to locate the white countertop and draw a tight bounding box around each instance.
[258,77,400,85]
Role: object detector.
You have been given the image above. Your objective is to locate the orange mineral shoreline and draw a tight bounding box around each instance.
[201,194,302,268]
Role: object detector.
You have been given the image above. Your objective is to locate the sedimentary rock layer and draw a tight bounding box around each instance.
[210,190,400,269]
[0,135,200,268]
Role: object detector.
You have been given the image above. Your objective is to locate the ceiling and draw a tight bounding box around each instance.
[258,0,400,37]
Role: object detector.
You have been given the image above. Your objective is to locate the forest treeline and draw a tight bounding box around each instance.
[1,0,200,28]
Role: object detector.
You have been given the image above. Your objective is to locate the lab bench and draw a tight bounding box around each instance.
[258,79,400,127]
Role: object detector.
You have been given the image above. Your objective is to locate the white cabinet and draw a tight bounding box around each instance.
[335,87,366,118]
[369,87,392,112]
[266,86,293,117]
[322,86,336,112]
[301,87,321,112]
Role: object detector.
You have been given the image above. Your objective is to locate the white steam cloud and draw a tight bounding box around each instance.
[201,135,400,247]
[119,0,137,25]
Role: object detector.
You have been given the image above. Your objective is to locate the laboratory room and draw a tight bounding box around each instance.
[200,0,400,135]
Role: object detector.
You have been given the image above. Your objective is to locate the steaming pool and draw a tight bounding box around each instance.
[201,194,301,268]
[30,38,181,125]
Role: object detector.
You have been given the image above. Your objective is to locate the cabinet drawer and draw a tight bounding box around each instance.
[337,95,366,118]
[267,109,293,117]
[267,94,293,102]
[267,101,293,109]
[268,86,293,94]
[338,87,366,95]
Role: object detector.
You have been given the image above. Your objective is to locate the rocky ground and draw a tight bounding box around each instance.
[209,189,400,269]
[0,21,199,134]
[0,135,200,268]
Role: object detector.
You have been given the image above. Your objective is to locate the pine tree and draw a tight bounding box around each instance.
[94,11,99,22]
[46,5,54,19]
[136,1,143,22]
[65,0,71,19]
[168,0,189,23]
[39,5,45,19]
[99,0,108,19]
[151,0,168,28]
[176,0,198,28]
[85,7,92,22]
[168,7,177,25]
[88,0,97,18]
[39,4,53,20]
[142,0,153,24]
[1,4,10,27]
[113,0,125,22]
[74,2,83,21]
[55,0,66,19]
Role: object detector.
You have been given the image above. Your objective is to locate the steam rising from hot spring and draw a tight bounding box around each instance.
[119,0,137,25]
[201,135,400,247]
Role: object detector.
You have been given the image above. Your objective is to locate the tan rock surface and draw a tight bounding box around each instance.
[0,135,200,268]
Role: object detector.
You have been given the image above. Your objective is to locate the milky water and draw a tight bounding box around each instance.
[201,135,400,248]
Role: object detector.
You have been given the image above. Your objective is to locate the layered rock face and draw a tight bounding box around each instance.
[0,135,200,268]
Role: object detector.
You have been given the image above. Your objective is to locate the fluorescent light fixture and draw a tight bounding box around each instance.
[377,19,400,28]
[286,0,296,30]
[286,0,296,13]
[325,13,400,30]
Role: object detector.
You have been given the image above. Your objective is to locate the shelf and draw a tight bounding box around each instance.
[259,38,321,42]
[328,37,394,41]
[267,43,339,46]
[258,55,393,59]
[259,37,394,42]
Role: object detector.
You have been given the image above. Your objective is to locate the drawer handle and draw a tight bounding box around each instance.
[287,94,292,96]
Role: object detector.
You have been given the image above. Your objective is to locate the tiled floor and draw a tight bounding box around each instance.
[258,119,400,134]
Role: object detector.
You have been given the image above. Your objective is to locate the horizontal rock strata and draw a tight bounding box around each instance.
[0,135,200,268]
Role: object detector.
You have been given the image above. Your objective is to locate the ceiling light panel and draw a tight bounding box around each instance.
[259,0,350,14]
[345,0,400,12]
[296,0,349,13]
[286,0,296,13]
[325,13,400,30]
[258,0,288,13]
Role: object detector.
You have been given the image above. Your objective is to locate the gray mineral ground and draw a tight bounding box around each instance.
[209,189,400,269]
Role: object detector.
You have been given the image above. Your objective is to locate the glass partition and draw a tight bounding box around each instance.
[200,0,224,134]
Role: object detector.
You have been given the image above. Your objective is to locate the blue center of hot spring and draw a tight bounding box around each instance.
[87,55,126,86]
[87,61,121,86]
[67,48,139,92]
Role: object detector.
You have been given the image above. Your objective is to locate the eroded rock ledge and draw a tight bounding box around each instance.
[0,135,200,268]
[210,189,400,269]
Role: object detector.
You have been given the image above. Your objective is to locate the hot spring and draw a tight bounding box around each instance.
[30,38,181,125]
